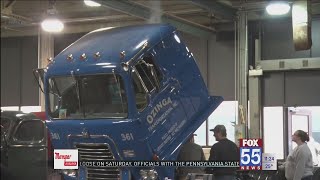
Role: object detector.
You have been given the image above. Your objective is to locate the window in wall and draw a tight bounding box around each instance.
[1,106,41,113]
[194,121,206,146]
[208,101,238,145]
[288,106,320,166]
[290,106,320,142]
[20,106,41,113]
[194,101,238,146]
[263,107,284,160]
[0,106,20,111]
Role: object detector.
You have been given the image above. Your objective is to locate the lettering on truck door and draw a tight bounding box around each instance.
[131,57,187,154]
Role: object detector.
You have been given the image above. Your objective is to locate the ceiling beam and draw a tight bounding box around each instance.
[0,20,145,37]
[189,0,236,20]
[96,0,215,38]
[1,9,209,36]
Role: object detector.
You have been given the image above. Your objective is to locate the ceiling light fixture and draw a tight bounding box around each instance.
[41,18,64,32]
[84,0,101,7]
[266,2,291,16]
[41,3,64,33]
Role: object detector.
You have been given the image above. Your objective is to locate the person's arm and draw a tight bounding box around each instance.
[278,161,286,171]
[177,145,185,161]
[208,146,218,161]
[177,150,182,161]
[314,141,320,155]
[293,147,308,180]
[197,146,206,172]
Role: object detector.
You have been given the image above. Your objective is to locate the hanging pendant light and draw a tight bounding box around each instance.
[266,2,291,16]
[41,18,64,32]
[84,0,101,7]
[41,2,64,33]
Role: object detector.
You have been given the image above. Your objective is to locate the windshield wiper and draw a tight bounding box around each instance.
[52,78,62,96]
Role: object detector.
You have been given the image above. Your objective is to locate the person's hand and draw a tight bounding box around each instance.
[278,162,285,171]
[278,165,284,171]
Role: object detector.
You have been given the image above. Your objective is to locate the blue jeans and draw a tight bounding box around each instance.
[214,175,236,180]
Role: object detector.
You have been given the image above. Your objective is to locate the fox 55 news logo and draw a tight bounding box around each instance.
[239,139,262,170]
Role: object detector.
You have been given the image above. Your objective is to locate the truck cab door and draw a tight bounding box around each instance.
[7,119,47,180]
[132,59,188,157]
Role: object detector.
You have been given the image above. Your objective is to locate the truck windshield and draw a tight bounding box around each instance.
[48,74,127,119]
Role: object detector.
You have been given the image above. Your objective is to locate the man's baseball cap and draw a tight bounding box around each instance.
[210,125,227,134]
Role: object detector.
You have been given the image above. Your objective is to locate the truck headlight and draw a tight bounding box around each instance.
[61,169,77,177]
[139,169,158,180]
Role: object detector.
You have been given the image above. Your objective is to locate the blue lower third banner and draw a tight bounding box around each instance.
[79,161,239,167]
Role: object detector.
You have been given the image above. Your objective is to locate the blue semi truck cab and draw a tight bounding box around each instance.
[35,24,223,180]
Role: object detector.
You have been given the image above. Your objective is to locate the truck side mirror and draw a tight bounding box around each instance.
[33,68,46,93]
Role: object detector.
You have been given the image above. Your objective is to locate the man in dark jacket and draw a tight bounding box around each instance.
[206,125,239,180]
[176,134,205,180]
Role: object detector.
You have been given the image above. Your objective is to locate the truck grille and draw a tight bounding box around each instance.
[76,143,120,180]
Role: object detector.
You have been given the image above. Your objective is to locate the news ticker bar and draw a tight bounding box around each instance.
[79,161,239,167]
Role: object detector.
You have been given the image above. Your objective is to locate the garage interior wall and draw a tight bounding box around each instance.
[0,27,267,107]
[53,33,86,57]
[181,32,236,101]
[0,31,219,107]
[261,17,320,107]
[1,17,319,107]
[1,36,39,106]
[262,71,320,106]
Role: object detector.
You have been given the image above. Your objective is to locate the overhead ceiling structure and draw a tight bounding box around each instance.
[1,0,320,38]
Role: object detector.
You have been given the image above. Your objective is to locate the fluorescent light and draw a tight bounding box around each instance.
[41,18,64,33]
[84,0,101,7]
[266,2,291,15]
